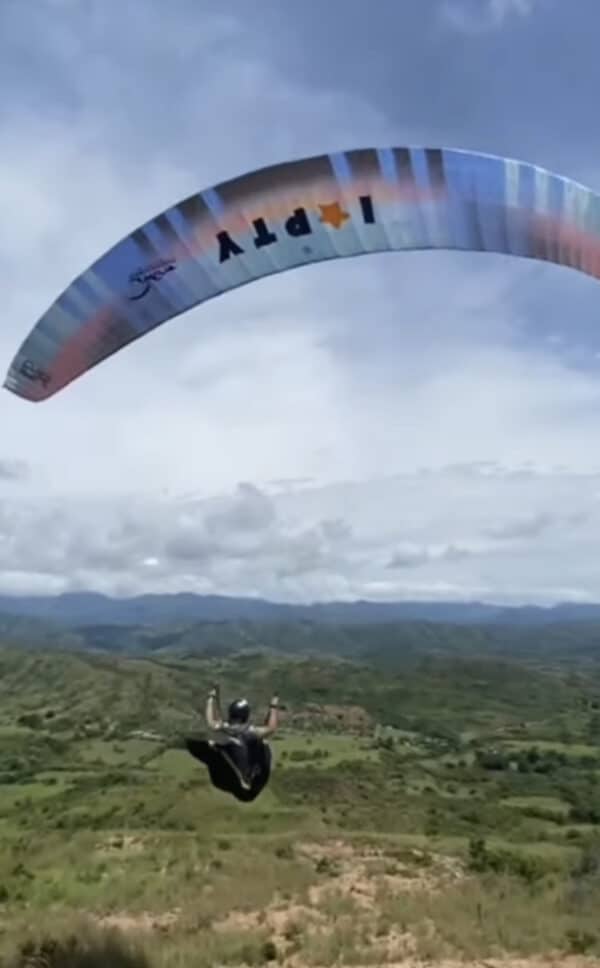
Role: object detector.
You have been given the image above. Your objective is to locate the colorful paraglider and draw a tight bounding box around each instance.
[5,146,600,402]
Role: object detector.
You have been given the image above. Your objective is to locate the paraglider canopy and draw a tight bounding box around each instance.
[5,146,600,402]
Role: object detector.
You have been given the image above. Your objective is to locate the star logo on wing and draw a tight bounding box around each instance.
[318,201,350,230]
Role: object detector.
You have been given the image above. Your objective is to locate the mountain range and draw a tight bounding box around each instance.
[1,591,600,628]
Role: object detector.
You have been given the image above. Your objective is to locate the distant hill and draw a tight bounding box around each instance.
[2,590,600,628]
[1,604,600,666]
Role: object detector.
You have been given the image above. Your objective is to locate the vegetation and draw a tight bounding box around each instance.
[2,620,600,965]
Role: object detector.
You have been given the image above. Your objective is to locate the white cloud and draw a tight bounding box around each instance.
[0,460,28,482]
[0,468,597,605]
[388,543,474,569]
[484,509,589,541]
[440,0,541,33]
[0,1,598,605]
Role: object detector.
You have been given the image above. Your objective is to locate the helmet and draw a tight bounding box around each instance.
[228,698,250,725]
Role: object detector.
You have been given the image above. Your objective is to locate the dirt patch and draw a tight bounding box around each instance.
[299,839,462,909]
[96,834,145,856]
[421,961,600,968]
[95,909,179,935]
[215,901,324,936]
[291,703,373,733]
[211,839,463,963]
[90,842,600,968]
[294,962,600,968]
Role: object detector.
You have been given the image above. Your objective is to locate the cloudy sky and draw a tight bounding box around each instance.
[2,0,600,604]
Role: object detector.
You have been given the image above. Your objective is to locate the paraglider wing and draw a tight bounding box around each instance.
[5,146,600,402]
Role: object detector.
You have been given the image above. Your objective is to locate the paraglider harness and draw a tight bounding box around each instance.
[187,731,272,802]
[185,691,278,802]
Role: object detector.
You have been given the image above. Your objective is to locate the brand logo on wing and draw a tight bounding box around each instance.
[127,258,176,301]
[19,360,51,387]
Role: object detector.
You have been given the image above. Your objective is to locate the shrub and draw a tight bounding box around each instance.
[7,929,152,968]
[261,940,279,961]
[566,928,597,954]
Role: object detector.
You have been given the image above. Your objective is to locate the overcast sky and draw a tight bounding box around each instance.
[2,0,600,604]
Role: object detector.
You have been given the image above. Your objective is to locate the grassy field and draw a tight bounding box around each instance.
[2,639,600,966]
[272,731,379,768]
[501,740,600,758]
[501,795,572,816]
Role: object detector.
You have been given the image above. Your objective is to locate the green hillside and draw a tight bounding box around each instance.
[2,630,600,965]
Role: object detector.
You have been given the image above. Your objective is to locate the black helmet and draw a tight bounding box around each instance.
[228,698,250,725]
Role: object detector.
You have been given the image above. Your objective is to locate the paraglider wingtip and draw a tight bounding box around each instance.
[2,379,39,403]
